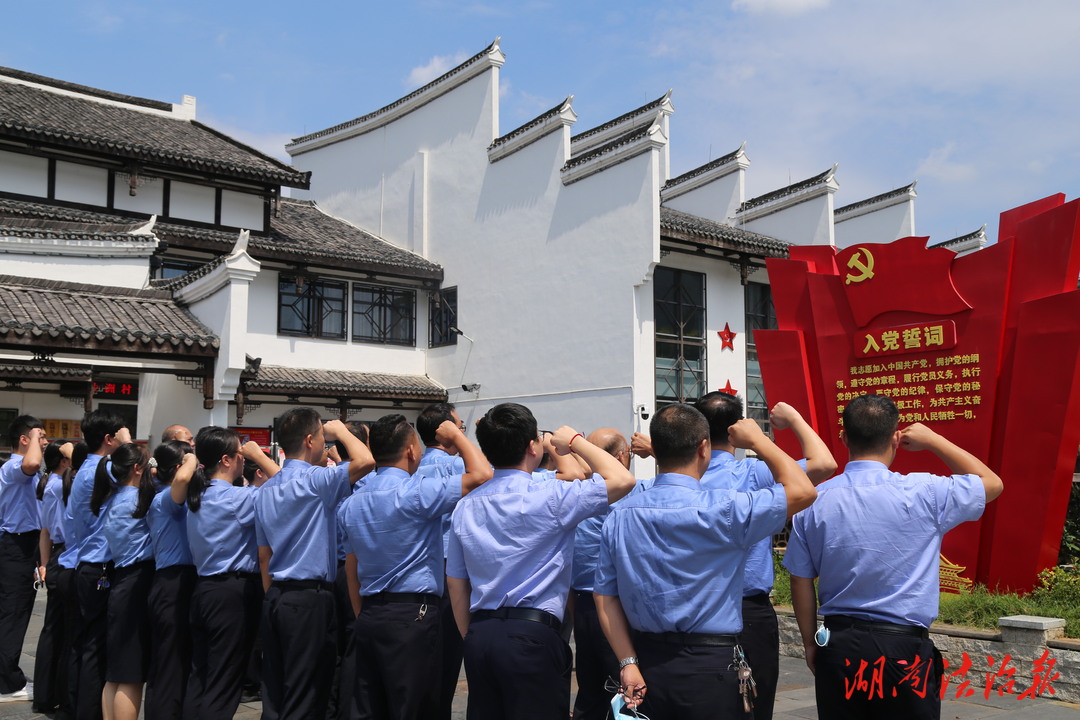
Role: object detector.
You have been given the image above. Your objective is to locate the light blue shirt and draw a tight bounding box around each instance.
[40,474,66,544]
[63,454,111,565]
[700,451,807,597]
[0,453,40,533]
[595,473,787,634]
[147,487,193,569]
[187,479,258,576]
[104,485,152,567]
[255,459,351,583]
[447,469,609,618]
[339,465,462,595]
[784,460,985,628]
[570,479,653,593]
[415,447,467,558]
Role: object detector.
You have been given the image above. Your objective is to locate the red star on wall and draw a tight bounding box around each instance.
[720,380,737,396]
[717,322,736,351]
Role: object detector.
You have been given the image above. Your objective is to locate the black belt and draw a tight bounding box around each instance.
[825,615,929,639]
[203,571,260,581]
[275,579,333,592]
[364,591,440,605]
[637,631,738,647]
[743,592,771,604]
[473,607,562,632]
[4,529,39,537]
[77,561,114,571]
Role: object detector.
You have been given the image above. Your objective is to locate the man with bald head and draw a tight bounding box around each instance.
[161,425,194,448]
[570,427,638,720]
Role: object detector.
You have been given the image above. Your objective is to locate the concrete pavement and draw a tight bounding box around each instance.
[5,592,1080,719]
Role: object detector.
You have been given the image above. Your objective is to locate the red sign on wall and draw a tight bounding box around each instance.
[758,194,1080,592]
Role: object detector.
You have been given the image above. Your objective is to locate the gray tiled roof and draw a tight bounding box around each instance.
[740,167,835,213]
[245,364,447,402]
[0,196,442,279]
[570,92,669,143]
[663,145,744,191]
[931,225,987,249]
[660,207,790,256]
[0,215,151,242]
[0,363,93,381]
[0,275,218,356]
[834,182,916,215]
[0,68,309,188]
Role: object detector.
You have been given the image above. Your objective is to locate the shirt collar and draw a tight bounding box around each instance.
[653,473,701,490]
[708,450,736,468]
[844,460,890,473]
[375,466,411,480]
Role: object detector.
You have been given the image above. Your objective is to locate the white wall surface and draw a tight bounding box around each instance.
[663,169,744,224]
[169,180,215,224]
[54,160,107,207]
[834,201,916,248]
[220,189,264,231]
[0,150,47,197]
[0,254,150,288]
[113,175,164,216]
[741,195,834,246]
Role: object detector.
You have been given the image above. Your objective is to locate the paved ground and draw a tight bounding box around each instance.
[5,592,1080,719]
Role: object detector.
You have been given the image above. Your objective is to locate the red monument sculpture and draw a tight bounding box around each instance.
[757,194,1080,593]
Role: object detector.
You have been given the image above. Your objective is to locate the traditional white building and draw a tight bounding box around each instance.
[0,42,985,454]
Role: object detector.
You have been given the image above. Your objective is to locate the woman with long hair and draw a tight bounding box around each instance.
[184,427,268,720]
[139,440,197,720]
[31,440,73,714]
[98,443,154,720]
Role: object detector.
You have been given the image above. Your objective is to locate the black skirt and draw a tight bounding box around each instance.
[105,559,155,683]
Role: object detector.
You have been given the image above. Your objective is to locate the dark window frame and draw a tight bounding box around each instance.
[352,283,417,347]
[277,275,348,340]
[429,287,458,348]
[654,266,707,405]
[744,281,778,433]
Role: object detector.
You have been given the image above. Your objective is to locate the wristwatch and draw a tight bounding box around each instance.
[619,656,639,668]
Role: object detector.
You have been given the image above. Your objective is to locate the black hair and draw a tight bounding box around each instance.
[81,408,127,453]
[842,394,899,456]
[694,392,744,444]
[650,404,709,466]
[276,407,323,456]
[242,450,273,485]
[37,440,68,501]
[187,426,241,512]
[133,441,193,519]
[475,403,537,468]
[62,442,88,506]
[334,421,368,461]
[91,443,149,516]
[416,403,456,446]
[7,414,43,448]
[369,414,417,463]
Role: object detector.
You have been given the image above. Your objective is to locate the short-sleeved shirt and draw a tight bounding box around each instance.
[0,452,40,534]
[595,473,787,635]
[447,469,609,618]
[147,487,193,569]
[255,459,351,583]
[570,478,653,593]
[64,454,113,565]
[415,447,468,558]
[339,465,462,595]
[104,485,152,568]
[187,479,259,576]
[783,460,986,628]
[40,474,66,544]
[700,451,807,596]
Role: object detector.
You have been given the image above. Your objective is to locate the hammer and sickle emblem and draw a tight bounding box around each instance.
[845,248,875,285]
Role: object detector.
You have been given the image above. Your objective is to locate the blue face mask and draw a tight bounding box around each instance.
[815,622,831,647]
[610,692,650,719]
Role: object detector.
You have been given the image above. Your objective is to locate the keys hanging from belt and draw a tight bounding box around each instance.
[96,564,110,591]
[415,603,428,622]
[730,643,757,712]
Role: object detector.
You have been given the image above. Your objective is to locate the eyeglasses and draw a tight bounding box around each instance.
[604,677,650,718]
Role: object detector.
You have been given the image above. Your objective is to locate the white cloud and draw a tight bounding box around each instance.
[915,142,977,184]
[405,51,472,89]
[731,0,830,15]
[199,113,294,163]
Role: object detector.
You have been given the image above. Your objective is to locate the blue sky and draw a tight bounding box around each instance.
[5,0,1079,243]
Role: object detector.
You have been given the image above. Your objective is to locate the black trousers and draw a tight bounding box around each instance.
[34,544,73,713]
[74,561,111,720]
[0,530,38,693]
[571,591,619,720]
[463,616,571,720]
[186,573,261,720]
[741,593,780,720]
[260,582,337,720]
[437,585,464,720]
[353,596,441,720]
[144,564,196,720]
[634,632,750,720]
[328,560,356,720]
[105,560,154,683]
[815,623,942,720]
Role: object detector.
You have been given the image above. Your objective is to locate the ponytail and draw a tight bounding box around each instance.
[134,441,192,519]
[37,440,67,501]
[188,426,241,513]
[91,443,149,516]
